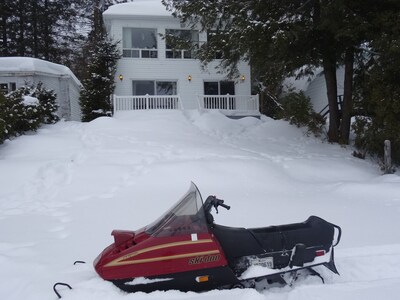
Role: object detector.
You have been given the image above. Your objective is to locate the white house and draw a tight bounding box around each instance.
[284,67,345,116]
[0,57,82,121]
[103,0,259,117]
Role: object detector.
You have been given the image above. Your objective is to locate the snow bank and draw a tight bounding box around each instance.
[0,110,399,300]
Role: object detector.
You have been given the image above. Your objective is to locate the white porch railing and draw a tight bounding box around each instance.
[113,94,181,113]
[198,94,259,112]
[112,94,260,116]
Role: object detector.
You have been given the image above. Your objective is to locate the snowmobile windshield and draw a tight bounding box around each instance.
[145,183,209,237]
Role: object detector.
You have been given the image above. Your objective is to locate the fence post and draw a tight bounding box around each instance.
[384,140,393,174]
[145,94,149,109]
[112,94,116,115]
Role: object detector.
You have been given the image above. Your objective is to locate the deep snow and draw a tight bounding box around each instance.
[0,110,400,300]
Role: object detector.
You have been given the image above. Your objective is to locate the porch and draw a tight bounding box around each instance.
[112,94,260,117]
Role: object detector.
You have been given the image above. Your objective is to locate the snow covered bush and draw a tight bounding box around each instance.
[6,86,42,134]
[0,92,11,143]
[32,82,59,124]
[278,91,325,137]
[0,83,59,142]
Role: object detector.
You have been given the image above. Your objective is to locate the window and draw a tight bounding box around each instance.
[165,29,199,59]
[203,81,235,109]
[123,28,158,58]
[0,82,16,95]
[204,81,235,95]
[132,81,155,95]
[132,81,177,95]
[156,81,177,95]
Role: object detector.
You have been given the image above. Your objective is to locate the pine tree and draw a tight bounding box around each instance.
[79,0,121,122]
[32,82,59,124]
[162,0,400,145]
[352,1,400,164]
[0,92,10,143]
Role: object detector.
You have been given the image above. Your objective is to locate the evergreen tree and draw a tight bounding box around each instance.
[32,82,59,124]
[0,92,10,143]
[352,2,400,164]
[79,0,121,122]
[163,0,400,145]
[0,84,59,143]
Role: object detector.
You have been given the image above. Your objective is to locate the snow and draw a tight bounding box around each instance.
[0,57,81,87]
[103,0,172,18]
[0,110,400,300]
[125,277,173,285]
[22,95,39,106]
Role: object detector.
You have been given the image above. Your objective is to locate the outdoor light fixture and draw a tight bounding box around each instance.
[187,75,192,82]
[241,74,245,82]
[118,74,123,81]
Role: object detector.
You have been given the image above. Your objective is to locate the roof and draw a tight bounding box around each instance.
[103,0,172,18]
[0,57,81,87]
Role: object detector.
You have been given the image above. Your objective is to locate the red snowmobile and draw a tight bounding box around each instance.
[94,183,341,292]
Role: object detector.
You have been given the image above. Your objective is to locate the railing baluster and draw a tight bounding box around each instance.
[113,94,259,114]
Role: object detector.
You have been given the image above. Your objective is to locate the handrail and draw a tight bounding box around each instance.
[198,94,259,111]
[113,94,181,113]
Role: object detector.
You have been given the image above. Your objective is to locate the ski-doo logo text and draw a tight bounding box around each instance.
[189,254,220,265]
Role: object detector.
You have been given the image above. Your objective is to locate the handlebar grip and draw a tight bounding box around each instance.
[220,203,230,210]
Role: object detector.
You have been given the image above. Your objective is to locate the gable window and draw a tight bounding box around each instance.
[165,29,199,59]
[132,80,177,95]
[123,28,158,58]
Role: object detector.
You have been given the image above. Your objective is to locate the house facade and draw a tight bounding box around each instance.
[0,57,82,121]
[284,67,345,116]
[103,0,259,117]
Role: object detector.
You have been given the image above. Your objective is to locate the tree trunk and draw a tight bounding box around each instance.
[323,58,340,143]
[339,48,354,144]
[17,0,25,56]
[32,0,38,57]
[0,3,8,56]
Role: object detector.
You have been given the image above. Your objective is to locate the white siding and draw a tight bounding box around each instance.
[304,67,345,113]
[68,80,82,121]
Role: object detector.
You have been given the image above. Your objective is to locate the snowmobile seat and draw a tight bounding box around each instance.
[249,216,335,253]
[211,224,265,262]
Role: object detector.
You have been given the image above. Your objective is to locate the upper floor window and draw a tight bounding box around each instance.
[165,29,199,59]
[123,28,158,58]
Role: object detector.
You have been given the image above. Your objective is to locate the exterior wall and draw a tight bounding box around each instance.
[0,75,34,90]
[0,73,81,121]
[106,17,252,110]
[68,80,82,121]
[304,67,345,113]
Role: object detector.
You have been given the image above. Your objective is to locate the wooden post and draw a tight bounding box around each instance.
[384,140,392,174]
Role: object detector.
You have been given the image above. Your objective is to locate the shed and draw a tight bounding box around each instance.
[0,57,82,121]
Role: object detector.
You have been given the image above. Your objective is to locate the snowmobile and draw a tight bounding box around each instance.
[94,182,341,292]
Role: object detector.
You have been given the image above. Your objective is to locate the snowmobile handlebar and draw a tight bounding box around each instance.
[204,195,231,214]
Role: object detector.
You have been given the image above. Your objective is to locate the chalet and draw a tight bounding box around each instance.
[0,57,82,121]
[103,0,260,118]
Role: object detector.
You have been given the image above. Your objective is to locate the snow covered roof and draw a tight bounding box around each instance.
[103,0,172,18]
[0,57,81,87]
